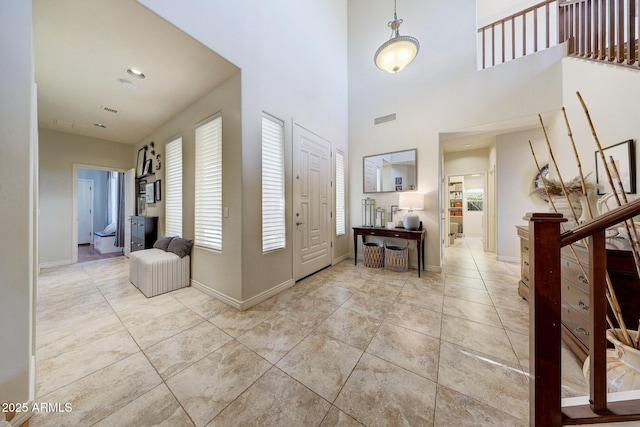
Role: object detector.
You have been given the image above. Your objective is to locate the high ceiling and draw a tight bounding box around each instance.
[33,0,239,145]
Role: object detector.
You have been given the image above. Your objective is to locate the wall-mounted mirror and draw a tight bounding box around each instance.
[363,149,417,193]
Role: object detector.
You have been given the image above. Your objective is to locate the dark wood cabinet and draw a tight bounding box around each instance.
[517,225,640,363]
[131,216,158,252]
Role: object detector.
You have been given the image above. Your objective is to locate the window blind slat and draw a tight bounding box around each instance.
[195,115,223,250]
[262,114,285,252]
[165,136,183,237]
[336,151,345,235]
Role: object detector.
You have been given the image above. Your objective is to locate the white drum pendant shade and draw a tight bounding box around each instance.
[375,36,419,73]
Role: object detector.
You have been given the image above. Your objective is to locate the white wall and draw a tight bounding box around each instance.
[133,73,244,301]
[496,128,548,261]
[0,0,34,407]
[137,0,349,302]
[348,0,564,271]
[39,129,133,266]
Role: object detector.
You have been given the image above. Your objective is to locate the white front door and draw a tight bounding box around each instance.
[293,124,332,280]
[77,179,93,245]
[124,168,135,257]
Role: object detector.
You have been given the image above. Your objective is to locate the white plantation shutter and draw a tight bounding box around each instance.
[194,113,222,250]
[262,113,286,252]
[335,151,345,235]
[164,136,182,237]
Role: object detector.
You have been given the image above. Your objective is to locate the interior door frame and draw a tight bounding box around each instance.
[77,178,94,245]
[72,164,127,263]
[292,122,333,281]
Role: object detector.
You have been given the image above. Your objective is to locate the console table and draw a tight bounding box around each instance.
[353,226,426,276]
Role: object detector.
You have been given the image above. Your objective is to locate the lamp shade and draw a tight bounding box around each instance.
[375,36,420,73]
[399,193,423,230]
[398,193,424,211]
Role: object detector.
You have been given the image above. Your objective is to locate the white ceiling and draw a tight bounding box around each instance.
[33,0,239,145]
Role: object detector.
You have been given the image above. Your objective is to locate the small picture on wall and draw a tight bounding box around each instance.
[145,182,155,203]
[395,177,402,185]
[154,180,161,202]
[137,196,146,215]
[138,180,146,194]
[395,185,403,191]
[136,148,146,178]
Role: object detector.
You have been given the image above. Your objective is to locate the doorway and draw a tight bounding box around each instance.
[72,165,134,263]
[293,124,332,280]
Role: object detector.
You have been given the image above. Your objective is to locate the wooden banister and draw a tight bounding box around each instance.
[527,197,640,426]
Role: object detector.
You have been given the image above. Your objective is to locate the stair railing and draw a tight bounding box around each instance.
[527,197,640,426]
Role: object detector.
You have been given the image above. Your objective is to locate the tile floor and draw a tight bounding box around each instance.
[32,237,590,426]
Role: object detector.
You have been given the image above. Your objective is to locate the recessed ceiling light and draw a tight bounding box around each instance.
[93,123,107,128]
[465,144,472,147]
[119,79,137,90]
[126,68,146,79]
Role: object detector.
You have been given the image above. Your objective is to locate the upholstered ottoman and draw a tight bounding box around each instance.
[129,237,193,297]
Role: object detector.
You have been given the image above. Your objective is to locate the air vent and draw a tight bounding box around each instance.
[100,105,119,114]
[374,113,396,125]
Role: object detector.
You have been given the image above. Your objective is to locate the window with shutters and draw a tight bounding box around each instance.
[164,136,182,237]
[262,113,286,252]
[194,113,222,251]
[335,150,345,235]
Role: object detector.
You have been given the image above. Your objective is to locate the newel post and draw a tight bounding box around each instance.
[526,212,567,427]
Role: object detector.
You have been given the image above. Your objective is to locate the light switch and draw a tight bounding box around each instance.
[224,207,229,218]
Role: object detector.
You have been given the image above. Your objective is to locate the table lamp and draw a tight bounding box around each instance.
[398,193,424,230]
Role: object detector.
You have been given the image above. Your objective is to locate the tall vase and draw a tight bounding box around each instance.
[550,196,582,223]
[583,329,640,392]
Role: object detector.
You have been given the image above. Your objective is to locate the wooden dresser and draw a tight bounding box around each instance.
[516,225,640,363]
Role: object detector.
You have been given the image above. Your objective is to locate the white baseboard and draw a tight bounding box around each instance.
[425,264,442,273]
[191,278,295,311]
[332,253,350,265]
[39,259,74,270]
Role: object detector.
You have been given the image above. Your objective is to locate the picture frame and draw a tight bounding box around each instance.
[137,196,146,215]
[595,139,636,195]
[143,158,153,176]
[395,177,402,185]
[136,148,146,178]
[138,180,146,194]
[154,180,161,202]
[145,182,155,203]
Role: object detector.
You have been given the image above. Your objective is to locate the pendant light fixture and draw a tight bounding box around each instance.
[374,0,420,73]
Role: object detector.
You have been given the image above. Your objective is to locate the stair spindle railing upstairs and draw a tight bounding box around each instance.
[527,198,640,426]
[478,0,639,70]
[477,0,560,69]
[560,0,638,67]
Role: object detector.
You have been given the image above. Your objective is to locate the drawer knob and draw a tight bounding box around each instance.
[524,261,529,267]
[575,326,589,336]
[524,246,529,251]
[578,300,589,311]
[394,233,400,237]
[578,275,589,285]
[523,276,529,282]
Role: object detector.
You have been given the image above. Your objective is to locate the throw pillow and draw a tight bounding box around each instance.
[168,237,193,258]
[153,236,175,251]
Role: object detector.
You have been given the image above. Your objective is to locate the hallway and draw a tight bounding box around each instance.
[32,237,588,426]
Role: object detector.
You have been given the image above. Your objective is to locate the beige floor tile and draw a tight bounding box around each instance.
[444,284,493,306]
[31,352,161,427]
[144,321,233,380]
[127,305,204,349]
[277,333,362,401]
[496,306,530,335]
[440,314,519,364]
[209,305,276,337]
[341,291,394,320]
[167,340,271,426]
[443,295,503,327]
[36,328,140,397]
[319,406,364,427]
[366,321,440,381]
[444,273,486,289]
[437,341,529,422]
[334,353,437,426]
[316,307,381,350]
[236,313,312,363]
[206,367,330,427]
[434,385,528,427]
[308,283,355,306]
[385,301,442,338]
[490,289,530,311]
[94,384,194,427]
[396,285,444,312]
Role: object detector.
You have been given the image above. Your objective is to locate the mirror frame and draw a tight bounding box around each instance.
[363,148,417,193]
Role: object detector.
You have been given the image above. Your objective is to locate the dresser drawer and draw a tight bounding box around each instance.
[561,255,590,293]
[562,303,590,348]
[562,281,590,321]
